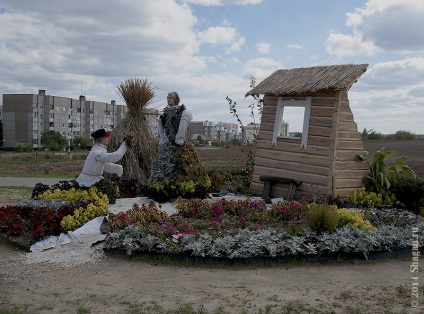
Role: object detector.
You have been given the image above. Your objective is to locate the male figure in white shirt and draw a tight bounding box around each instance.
[76,129,128,187]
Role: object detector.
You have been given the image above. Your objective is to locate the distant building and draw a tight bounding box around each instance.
[189,120,216,141]
[2,90,158,149]
[188,120,239,142]
[242,123,260,143]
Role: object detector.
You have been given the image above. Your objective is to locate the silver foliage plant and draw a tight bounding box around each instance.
[104,220,424,259]
[17,199,70,210]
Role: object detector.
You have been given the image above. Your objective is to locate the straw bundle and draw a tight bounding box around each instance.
[108,77,159,185]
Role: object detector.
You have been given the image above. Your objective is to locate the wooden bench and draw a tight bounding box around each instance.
[259,176,302,203]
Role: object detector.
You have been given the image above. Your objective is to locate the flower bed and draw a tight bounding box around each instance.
[2,182,423,261]
[103,197,424,260]
[0,186,109,249]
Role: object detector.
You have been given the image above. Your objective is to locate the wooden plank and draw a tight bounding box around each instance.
[254,156,330,176]
[256,132,273,142]
[338,121,358,132]
[261,113,276,123]
[310,107,335,118]
[333,188,358,199]
[308,125,332,137]
[339,112,354,121]
[333,169,369,178]
[337,140,365,150]
[334,161,369,171]
[309,116,333,128]
[308,135,333,147]
[258,121,274,132]
[255,149,331,166]
[250,180,326,198]
[333,178,365,189]
[257,140,333,157]
[337,131,362,140]
[252,165,329,186]
[264,95,278,105]
[311,98,336,107]
[261,106,277,116]
[335,149,366,161]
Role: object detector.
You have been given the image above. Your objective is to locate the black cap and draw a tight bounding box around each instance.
[91,129,108,139]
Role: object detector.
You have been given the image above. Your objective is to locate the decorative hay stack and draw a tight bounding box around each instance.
[108,77,159,186]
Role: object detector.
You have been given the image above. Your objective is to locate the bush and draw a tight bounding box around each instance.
[14,144,32,152]
[347,187,396,208]
[305,203,339,234]
[392,177,424,215]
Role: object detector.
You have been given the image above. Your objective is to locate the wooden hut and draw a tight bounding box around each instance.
[245,64,369,200]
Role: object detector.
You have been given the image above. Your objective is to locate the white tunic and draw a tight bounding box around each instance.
[76,142,127,187]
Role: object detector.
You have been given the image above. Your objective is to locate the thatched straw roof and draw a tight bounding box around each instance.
[246,64,368,96]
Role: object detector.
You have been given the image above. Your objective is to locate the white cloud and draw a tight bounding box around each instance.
[326,0,424,57]
[349,58,424,133]
[241,58,282,81]
[287,44,302,50]
[226,37,246,53]
[325,33,379,57]
[198,26,237,44]
[256,43,270,54]
[183,0,263,5]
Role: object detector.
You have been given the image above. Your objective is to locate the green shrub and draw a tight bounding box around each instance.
[347,187,396,208]
[305,203,339,234]
[14,144,32,152]
[392,177,424,215]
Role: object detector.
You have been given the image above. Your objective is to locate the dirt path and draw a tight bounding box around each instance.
[1,241,422,314]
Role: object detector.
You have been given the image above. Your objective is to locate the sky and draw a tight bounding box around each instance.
[0,0,423,134]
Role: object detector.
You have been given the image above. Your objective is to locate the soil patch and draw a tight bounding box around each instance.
[0,240,422,313]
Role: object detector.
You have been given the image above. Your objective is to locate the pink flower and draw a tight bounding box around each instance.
[120,215,127,221]
[240,217,246,224]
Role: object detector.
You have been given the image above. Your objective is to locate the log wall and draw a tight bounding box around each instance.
[250,91,368,199]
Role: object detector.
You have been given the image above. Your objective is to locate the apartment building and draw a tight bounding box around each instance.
[2,90,131,149]
[188,120,239,142]
[1,89,251,149]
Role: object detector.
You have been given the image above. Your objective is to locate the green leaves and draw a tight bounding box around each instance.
[355,147,417,193]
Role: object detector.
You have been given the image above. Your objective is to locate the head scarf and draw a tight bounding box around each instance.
[167,91,180,105]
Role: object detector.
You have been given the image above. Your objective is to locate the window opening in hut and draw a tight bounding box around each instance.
[272,97,311,149]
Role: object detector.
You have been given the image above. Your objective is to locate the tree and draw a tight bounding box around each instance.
[387,130,416,141]
[196,135,204,144]
[41,131,67,151]
[72,135,88,150]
